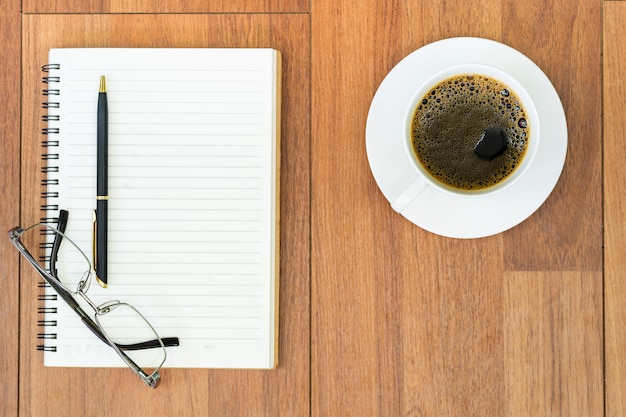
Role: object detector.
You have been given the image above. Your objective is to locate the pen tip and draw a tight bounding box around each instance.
[99,76,106,93]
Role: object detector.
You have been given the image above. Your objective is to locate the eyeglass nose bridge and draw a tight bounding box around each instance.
[76,289,100,312]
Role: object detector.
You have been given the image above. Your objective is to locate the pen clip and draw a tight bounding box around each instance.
[92,209,108,288]
[92,210,97,273]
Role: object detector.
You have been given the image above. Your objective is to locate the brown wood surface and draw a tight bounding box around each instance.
[22,0,307,13]
[605,2,626,417]
[0,0,622,416]
[0,0,22,416]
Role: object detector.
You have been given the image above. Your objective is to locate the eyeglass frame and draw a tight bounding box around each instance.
[8,209,180,388]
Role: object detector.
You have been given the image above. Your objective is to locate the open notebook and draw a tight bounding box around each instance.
[40,48,281,368]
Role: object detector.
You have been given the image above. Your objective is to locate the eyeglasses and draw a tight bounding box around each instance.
[8,209,179,388]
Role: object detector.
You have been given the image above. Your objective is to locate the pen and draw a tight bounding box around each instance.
[95,75,108,288]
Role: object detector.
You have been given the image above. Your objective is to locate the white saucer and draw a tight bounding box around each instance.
[365,37,567,239]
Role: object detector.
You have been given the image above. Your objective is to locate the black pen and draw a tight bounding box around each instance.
[94,75,108,288]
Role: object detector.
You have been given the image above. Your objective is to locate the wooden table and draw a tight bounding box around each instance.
[1,0,624,415]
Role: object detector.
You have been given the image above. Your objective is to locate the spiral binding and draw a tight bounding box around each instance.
[39,63,61,353]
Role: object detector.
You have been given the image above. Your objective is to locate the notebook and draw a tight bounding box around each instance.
[40,48,281,368]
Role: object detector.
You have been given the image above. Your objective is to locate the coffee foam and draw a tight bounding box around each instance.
[411,74,529,190]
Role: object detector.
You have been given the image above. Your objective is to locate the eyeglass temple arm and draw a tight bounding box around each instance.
[51,210,180,351]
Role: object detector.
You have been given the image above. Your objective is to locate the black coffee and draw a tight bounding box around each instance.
[411,74,530,191]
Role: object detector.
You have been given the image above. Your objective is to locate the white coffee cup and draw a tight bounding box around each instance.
[391,64,540,212]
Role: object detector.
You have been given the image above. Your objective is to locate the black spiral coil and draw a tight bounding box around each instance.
[38,63,61,353]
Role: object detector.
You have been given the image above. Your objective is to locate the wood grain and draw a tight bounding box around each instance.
[0,0,22,416]
[604,3,626,416]
[22,0,308,13]
[504,272,602,416]
[20,13,310,417]
[502,0,602,271]
[311,0,602,415]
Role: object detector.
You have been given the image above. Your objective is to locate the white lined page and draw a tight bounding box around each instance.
[45,48,280,368]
